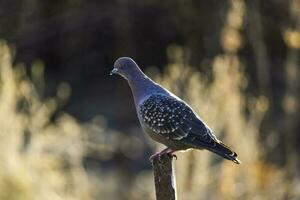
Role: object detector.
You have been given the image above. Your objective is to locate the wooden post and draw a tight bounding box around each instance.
[151,154,177,200]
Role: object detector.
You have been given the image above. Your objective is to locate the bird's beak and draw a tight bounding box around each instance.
[110,68,118,75]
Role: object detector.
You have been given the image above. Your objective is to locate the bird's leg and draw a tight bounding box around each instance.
[149,147,169,161]
[149,147,177,162]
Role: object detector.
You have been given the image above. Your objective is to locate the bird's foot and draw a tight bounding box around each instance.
[149,148,177,162]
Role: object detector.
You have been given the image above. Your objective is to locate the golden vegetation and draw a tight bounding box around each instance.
[0,41,91,200]
[154,45,292,199]
[0,0,299,198]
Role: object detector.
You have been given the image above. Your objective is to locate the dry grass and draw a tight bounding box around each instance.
[153,45,292,199]
[147,2,300,198]
[0,41,91,200]
[1,38,299,200]
[0,0,299,198]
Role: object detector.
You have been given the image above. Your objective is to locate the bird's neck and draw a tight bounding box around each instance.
[128,75,160,108]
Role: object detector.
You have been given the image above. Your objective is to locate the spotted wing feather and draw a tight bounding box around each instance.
[139,94,216,144]
[139,94,240,164]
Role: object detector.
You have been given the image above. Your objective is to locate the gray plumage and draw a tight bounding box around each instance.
[111,57,241,164]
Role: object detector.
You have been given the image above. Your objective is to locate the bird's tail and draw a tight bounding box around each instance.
[207,142,241,164]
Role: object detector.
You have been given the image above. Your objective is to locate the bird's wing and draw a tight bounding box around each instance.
[139,93,241,164]
[139,93,217,146]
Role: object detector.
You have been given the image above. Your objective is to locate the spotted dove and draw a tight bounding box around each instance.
[111,57,241,164]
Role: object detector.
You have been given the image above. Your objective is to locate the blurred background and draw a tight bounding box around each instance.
[0,0,299,199]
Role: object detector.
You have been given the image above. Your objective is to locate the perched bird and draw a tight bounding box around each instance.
[110,57,241,164]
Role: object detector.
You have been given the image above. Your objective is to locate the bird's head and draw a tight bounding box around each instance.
[110,57,143,80]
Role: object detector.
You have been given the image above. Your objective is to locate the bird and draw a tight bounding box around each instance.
[110,57,241,164]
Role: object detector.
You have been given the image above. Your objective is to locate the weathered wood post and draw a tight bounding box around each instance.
[151,154,177,200]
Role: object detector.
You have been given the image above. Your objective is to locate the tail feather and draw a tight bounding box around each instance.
[182,136,241,164]
[185,138,241,164]
[207,142,241,164]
